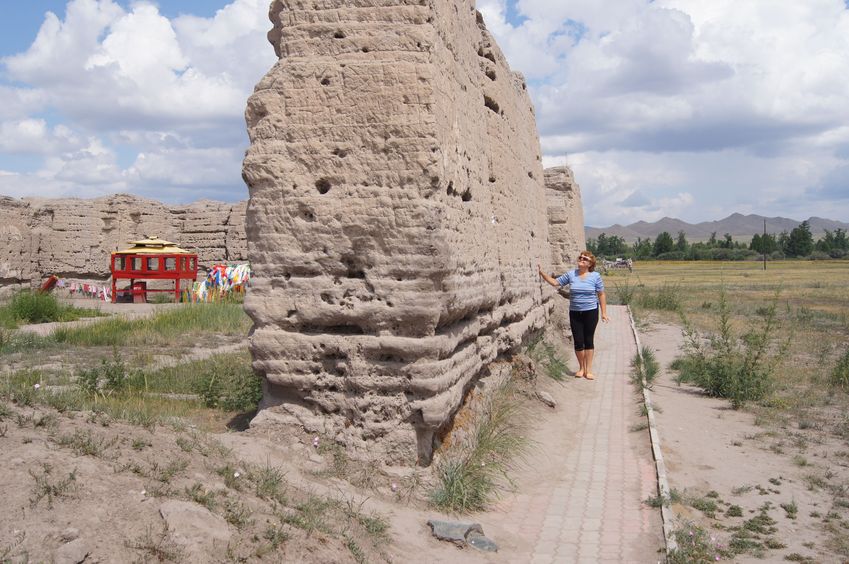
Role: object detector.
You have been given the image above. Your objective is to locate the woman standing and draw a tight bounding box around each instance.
[538,251,609,380]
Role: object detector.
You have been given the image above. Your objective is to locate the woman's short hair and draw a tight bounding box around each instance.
[579,251,597,272]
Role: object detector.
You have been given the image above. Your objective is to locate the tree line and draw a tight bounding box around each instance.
[587,221,849,261]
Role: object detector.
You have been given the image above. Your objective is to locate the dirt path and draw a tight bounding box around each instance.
[641,319,846,563]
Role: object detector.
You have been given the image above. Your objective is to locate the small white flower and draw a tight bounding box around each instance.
[141,489,147,496]
[233,472,241,478]
[312,436,320,447]
[34,383,41,390]
[391,482,398,492]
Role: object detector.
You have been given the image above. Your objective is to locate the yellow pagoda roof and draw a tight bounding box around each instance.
[113,236,193,255]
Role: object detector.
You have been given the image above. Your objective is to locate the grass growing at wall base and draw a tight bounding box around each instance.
[527,335,568,381]
[430,379,527,512]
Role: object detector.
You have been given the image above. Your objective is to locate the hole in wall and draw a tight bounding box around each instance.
[315,178,331,194]
[483,95,500,114]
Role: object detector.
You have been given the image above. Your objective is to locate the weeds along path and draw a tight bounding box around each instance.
[480,305,664,563]
[16,301,180,337]
[641,319,849,563]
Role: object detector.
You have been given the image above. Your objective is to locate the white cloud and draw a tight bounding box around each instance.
[3,0,273,130]
[173,0,276,88]
[40,137,125,186]
[0,119,84,154]
[127,147,242,187]
[85,4,188,81]
[481,0,849,224]
[4,0,125,86]
[0,86,48,121]
[0,0,274,203]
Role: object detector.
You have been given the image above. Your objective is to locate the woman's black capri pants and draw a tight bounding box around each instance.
[569,308,599,351]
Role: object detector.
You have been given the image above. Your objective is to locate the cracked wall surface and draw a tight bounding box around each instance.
[242,0,568,464]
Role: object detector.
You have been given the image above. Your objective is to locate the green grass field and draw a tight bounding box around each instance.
[608,260,849,421]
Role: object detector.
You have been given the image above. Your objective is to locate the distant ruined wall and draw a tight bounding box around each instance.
[545,166,585,274]
[0,195,247,286]
[242,0,560,464]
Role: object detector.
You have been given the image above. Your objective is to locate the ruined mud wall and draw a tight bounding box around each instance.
[243,0,559,464]
[545,166,585,274]
[0,195,247,285]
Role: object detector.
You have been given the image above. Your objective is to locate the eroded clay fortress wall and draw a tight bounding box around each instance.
[546,166,586,274]
[0,195,247,285]
[242,0,559,464]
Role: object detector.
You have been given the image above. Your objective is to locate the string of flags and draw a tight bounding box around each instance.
[184,264,251,303]
[60,280,113,302]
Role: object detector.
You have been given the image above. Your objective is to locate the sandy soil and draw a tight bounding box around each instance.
[12,301,845,562]
[1,305,664,563]
[641,317,849,563]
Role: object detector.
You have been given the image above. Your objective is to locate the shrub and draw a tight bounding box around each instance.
[673,288,785,409]
[0,291,103,327]
[655,251,686,260]
[831,348,849,391]
[637,282,682,311]
[667,521,731,563]
[193,353,262,412]
[76,350,141,396]
[8,291,61,324]
[612,278,637,306]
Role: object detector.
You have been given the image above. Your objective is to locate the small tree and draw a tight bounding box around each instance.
[675,230,688,253]
[633,237,653,259]
[785,221,814,257]
[750,233,762,253]
[653,231,674,256]
[673,288,786,409]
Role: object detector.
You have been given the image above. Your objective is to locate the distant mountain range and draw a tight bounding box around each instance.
[586,213,849,243]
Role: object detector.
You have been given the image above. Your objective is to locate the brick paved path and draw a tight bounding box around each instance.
[486,305,663,563]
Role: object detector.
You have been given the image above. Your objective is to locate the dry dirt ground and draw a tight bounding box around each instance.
[2,302,663,563]
[8,301,845,562]
[641,316,849,563]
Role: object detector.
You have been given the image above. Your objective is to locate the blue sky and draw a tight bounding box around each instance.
[1,0,848,226]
